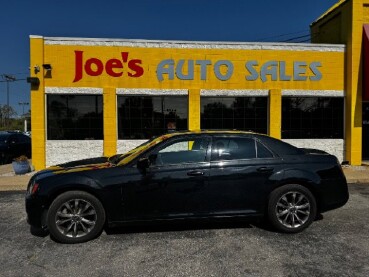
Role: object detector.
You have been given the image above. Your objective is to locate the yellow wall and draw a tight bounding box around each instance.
[311,0,368,165]
[31,37,345,169]
[268,89,282,139]
[30,37,46,170]
[103,87,117,156]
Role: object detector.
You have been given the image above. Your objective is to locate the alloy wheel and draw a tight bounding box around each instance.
[275,191,311,229]
[55,199,97,238]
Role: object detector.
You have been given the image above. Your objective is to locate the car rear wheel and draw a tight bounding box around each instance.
[268,184,317,233]
[47,191,105,243]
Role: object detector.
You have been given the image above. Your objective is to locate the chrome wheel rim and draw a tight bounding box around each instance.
[275,191,310,229]
[55,199,97,238]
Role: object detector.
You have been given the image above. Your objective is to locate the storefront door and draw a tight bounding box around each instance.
[363,103,369,160]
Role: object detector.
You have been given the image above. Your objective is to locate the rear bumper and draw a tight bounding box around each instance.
[317,177,349,213]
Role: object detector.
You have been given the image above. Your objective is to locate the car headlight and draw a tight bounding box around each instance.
[28,180,39,195]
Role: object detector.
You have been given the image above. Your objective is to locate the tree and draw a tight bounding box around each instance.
[0,105,17,129]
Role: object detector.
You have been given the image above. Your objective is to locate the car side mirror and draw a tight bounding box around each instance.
[137,157,150,170]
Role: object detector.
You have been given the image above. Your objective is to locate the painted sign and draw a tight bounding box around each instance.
[156,59,322,82]
[73,51,144,82]
[72,51,322,83]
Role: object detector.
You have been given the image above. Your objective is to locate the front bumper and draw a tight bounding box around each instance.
[25,194,48,229]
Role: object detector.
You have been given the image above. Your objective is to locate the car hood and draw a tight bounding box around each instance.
[35,157,115,177]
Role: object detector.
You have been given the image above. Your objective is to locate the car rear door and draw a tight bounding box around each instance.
[206,135,281,215]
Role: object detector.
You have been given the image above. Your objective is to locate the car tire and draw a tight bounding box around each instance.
[267,184,317,233]
[47,191,106,244]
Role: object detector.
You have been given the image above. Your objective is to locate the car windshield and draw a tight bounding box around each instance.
[109,134,174,166]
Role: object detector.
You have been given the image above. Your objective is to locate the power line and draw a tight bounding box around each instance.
[256,29,310,42]
[281,34,311,42]
[0,78,26,83]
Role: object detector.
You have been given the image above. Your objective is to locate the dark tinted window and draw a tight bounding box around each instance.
[154,137,209,165]
[118,96,188,139]
[256,135,304,156]
[282,97,344,139]
[47,95,103,140]
[211,137,256,161]
[201,97,267,134]
[257,142,273,158]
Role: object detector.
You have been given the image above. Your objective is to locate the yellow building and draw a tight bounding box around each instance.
[29,0,368,169]
[311,0,369,166]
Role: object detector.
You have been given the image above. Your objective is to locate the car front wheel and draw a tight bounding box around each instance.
[268,184,317,233]
[47,191,106,243]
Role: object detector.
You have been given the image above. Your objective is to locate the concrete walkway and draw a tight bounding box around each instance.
[0,162,368,191]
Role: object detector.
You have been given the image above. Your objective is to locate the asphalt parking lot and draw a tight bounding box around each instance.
[1,184,369,277]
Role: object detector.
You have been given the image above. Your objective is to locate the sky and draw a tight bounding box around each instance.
[0,0,338,116]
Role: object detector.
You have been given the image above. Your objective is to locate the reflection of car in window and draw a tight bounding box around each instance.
[155,137,210,165]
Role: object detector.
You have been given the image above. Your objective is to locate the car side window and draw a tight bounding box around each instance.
[154,137,210,165]
[211,137,256,161]
[256,142,274,158]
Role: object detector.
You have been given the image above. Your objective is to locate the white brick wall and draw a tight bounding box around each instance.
[283,139,345,162]
[46,140,103,167]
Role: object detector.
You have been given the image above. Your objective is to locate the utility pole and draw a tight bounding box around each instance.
[18,102,29,117]
[3,74,16,107]
[1,74,16,127]
[18,102,29,132]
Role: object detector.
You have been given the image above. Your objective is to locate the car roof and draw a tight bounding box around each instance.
[0,131,28,137]
[167,130,259,136]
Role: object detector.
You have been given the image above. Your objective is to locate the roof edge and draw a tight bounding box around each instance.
[40,36,345,51]
[311,0,349,26]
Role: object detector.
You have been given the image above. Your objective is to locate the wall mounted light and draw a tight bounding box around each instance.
[42,64,52,71]
[34,65,40,74]
[27,77,40,85]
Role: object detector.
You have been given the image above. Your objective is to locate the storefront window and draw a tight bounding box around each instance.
[118,96,188,139]
[47,95,103,140]
[282,97,344,139]
[201,97,268,134]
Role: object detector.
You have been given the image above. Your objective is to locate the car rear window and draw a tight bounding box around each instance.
[255,135,304,156]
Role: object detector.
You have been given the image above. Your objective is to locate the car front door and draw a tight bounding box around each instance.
[121,135,211,221]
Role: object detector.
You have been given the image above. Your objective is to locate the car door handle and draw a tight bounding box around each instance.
[257,167,274,173]
[187,171,204,176]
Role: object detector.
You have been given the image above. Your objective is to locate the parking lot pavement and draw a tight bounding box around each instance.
[1,185,369,277]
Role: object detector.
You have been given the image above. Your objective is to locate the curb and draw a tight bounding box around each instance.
[347,179,369,184]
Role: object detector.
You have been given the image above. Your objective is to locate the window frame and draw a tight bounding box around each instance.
[281,96,344,139]
[117,95,189,139]
[46,94,103,140]
[200,96,268,134]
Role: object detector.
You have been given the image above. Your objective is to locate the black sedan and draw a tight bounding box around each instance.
[26,131,349,243]
[0,131,31,164]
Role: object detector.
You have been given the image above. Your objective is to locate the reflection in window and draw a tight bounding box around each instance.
[155,137,209,165]
[211,137,256,161]
[47,95,103,140]
[282,97,344,139]
[118,96,188,139]
[201,97,267,134]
